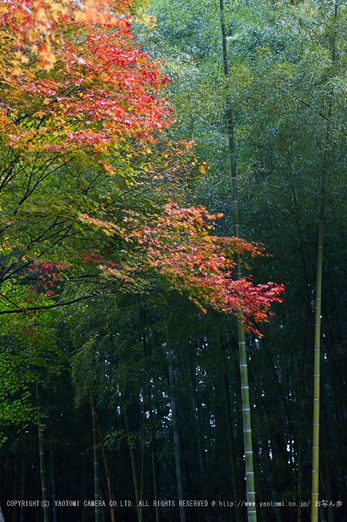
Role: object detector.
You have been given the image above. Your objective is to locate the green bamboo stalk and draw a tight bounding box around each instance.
[311,3,337,517]
[219,1,257,520]
[311,212,323,521]
[238,324,257,522]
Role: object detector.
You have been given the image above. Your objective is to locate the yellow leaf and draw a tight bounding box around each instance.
[74,11,87,22]
[36,7,48,21]
[135,12,157,28]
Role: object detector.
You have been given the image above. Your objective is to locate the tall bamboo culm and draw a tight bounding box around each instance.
[311,210,324,520]
[311,2,338,517]
[219,1,257,520]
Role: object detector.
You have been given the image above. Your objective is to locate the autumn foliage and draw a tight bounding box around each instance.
[0,0,146,72]
[80,203,284,334]
[0,0,284,331]
[0,0,170,166]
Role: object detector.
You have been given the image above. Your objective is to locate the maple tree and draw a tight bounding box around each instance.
[0,0,180,314]
[0,1,171,153]
[0,0,284,331]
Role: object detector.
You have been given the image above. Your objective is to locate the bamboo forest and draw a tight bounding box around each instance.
[0,0,346,521]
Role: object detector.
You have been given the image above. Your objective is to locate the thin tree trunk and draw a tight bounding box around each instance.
[224,373,243,522]
[91,393,116,522]
[92,402,101,522]
[123,403,141,522]
[321,408,335,522]
[50,448,57,522]
[219,2,257,519]
[36,380,49,522]
[297,377,304,522]
[149,407,160,522]
[20,458,25,522]
[12,452,18,522]
[253,446,266,522]
[169,365,185,522]
[311,208,323,521]
[190,364,210,522]
[139,306,160,522]
[140,405,145,522]
[48,420,57,522]
[331,364,347,519]
[82,453,87,522]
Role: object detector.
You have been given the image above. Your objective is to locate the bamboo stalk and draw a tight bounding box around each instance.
[311,3,337,517]
[311,212,323,521]
[219,1,257,519]
[238,324,257,522]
